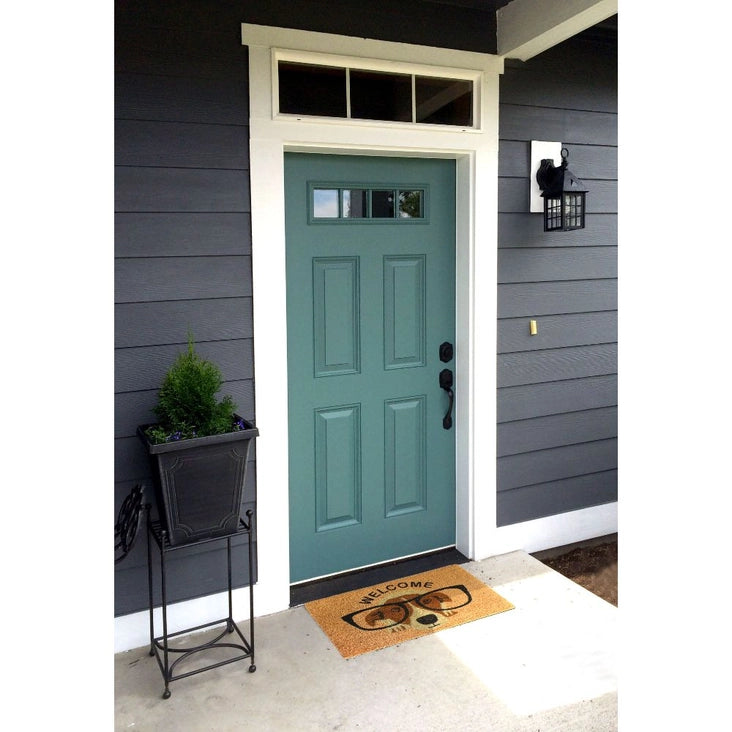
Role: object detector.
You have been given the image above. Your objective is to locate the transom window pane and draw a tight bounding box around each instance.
[350,70,412,122]
[278,62,347,118]
[415,76,473,126]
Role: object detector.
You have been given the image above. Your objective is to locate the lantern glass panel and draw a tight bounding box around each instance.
[544,192,585,231]
[544,196,562,231]
[562,192,585,230]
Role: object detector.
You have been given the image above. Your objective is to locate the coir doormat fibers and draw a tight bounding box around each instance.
[305,564,514,658]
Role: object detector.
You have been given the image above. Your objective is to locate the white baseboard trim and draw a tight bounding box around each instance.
[484,502,618,558]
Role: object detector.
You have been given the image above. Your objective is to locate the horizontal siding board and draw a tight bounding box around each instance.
[498,280,617,317]
[115,256,252,302]
[115,340,254,393]
[115,538,257,616]
[504,31,616,73]
[497,406,617,457]
[115,381,256,438]
[115,72,248,124]
[499,178,616,214]
[498,213,617,248]
[499,105,617,146]
[497,470,617,526]
[498,343,617,388]
[498,247,617,284]
[115,167,250,212]
[115,24,248,79]
[115,120,249,169]
[116,0,246,30]
[500,66,617,113]
[497,375,617,423]
[498,311,617,353]
[497,438,617,492]
[115,298,253,348]
[115,213,251,257]
[240,0,498,54]
[117,0,500,54]
[498,140,617,180]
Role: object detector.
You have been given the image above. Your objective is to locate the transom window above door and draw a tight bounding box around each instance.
[277,60,474,127]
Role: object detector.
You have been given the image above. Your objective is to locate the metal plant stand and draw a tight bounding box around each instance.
[146,505,256,699]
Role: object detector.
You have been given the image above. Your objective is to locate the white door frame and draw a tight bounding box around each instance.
[242,24,503,616]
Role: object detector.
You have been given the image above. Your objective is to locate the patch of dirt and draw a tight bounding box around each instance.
[534,538,617,606]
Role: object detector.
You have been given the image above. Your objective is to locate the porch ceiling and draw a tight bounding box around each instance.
[431,0,617,60]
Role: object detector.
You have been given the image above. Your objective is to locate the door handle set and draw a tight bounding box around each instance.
[439,342,454,430]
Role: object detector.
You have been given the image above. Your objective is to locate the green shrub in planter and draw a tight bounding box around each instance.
[138,336,258,546]
[145,336,239,445]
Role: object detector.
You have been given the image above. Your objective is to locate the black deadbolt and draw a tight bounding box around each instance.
[439,341,454,363]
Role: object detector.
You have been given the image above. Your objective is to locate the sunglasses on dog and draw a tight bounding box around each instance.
[341,584,472,630]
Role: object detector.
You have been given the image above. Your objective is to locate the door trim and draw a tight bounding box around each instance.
[243,25,502,616]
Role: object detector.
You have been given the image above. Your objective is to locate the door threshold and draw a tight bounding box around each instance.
[289,547,469,607]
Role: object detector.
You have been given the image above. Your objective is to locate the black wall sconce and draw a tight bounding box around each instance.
[536,147,588,232]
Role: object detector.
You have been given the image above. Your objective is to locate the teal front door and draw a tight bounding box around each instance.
[285,153,456,582]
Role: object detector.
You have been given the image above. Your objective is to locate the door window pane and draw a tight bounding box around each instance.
[313,189,340,218]
[398,190,423,219]
[279,62,347,118]
[350,70,412,122]
[342,189,368,218]
[371,190,395,218]
[415,76,473,126]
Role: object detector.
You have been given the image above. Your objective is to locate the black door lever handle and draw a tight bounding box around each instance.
[439,369,454,430]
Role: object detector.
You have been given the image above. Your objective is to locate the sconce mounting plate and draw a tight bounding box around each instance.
[530,140,562,213]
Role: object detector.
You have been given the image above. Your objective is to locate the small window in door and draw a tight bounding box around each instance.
[311,185,426,222]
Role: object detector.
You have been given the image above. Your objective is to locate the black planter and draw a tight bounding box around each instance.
[137,416,259,547]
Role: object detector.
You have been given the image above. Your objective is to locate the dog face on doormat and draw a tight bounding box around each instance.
[305,565,514,658]
[342,584,473,632]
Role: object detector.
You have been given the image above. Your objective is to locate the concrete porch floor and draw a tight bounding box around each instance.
[114,550,617,731]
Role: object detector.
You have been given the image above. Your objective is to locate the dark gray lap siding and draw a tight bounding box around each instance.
[497,30,618,526]
[114,5,254,616]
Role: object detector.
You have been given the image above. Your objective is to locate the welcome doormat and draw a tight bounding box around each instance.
[305,564,514,659]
